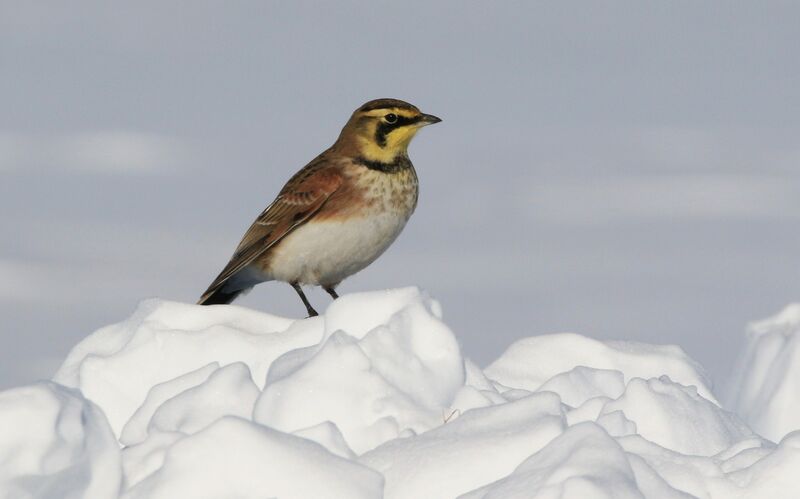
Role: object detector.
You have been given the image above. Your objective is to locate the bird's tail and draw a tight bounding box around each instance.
[197,286,242,306]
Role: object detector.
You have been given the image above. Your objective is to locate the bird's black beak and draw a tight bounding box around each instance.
[418,113,442,126]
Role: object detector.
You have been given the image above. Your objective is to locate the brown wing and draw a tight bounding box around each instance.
[198,156,342,303]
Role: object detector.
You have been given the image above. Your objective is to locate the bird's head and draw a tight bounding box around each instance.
[336,98,441,164]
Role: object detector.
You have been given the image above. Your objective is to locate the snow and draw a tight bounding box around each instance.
[121,417,383,499]
[485,332,716,402]
[600,377,752,456]
[360,392,566,498]
[53,299,317,436]
[726,303,800,442]
[253,292,463,454]
[459,423,681,499]
[2,289,800,498]
[0,382,120,499]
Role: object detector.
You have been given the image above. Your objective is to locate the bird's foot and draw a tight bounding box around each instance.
[291,282,319,318]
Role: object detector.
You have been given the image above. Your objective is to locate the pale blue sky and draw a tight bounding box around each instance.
[2,2,799,390]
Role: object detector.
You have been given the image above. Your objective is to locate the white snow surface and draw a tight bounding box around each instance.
[1,289,800,498]
[726,303,800,442]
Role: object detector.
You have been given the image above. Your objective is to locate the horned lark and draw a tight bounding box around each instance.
[198,98,441,316]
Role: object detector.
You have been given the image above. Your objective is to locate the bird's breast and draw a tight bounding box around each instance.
[353,165,419,215]
[263,166,418,286]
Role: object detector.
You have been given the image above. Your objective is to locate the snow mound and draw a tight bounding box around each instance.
[122,417,383,499]
[1,287,800,498]
[253,292,464,454]
[459,423,688,499]
[53,299,315,436]
[600,377,752,456]
[0,382,120,499]
[485,332,716,402]
[727,303,800,442]
[360,392,566,498]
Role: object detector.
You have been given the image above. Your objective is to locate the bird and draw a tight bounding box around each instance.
[197,98,441,316]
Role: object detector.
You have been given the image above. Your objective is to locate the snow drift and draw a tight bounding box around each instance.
[1,288,800,498]
[726,303,800,442]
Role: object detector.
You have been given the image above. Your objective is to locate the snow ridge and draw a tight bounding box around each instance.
[1,288,799,498]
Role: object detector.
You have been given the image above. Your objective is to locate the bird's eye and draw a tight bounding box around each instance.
[385,113,398,124]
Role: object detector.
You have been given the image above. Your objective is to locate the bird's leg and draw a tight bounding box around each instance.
[323,286,339,300]
[291,282,318,317]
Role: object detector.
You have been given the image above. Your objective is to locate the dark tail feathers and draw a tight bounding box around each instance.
[197,287,243,306]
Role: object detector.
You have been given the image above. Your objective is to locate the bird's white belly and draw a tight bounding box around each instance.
[266,211,409,286]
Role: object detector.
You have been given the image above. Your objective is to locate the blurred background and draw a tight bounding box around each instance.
[2,2,799,391]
